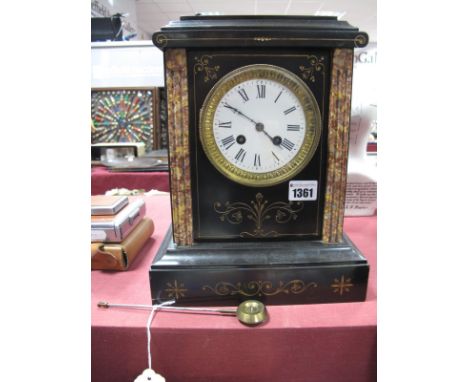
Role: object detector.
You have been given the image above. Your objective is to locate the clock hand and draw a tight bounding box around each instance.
[261,129,277,144]
[222,102,258,125]
[222,102,283,147]
[260,128,283,147]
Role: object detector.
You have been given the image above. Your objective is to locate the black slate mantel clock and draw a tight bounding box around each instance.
[149,15,370,306]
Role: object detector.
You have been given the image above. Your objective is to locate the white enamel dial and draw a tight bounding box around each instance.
[213,78,306,173]
[199,64,322,187]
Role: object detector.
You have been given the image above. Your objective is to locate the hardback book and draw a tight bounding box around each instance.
[91,199,146,242]
[91,195,129,215]
[91,217,154,271]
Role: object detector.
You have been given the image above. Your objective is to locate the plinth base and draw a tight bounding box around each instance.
[149,228,369,306]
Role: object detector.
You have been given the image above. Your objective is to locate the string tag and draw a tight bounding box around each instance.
[133,300,175,382]
[134,368,165,382]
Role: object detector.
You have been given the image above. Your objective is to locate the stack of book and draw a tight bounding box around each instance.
[91,195,154,271]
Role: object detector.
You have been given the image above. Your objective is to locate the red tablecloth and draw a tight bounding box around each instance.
[91,166,170,195]
[92,195,376,382]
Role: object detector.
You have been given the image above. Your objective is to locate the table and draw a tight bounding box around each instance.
[92,195,376,382]
[91,166,170,195]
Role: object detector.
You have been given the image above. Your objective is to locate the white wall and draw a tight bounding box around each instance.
[91,41,164,88]
[90,40,376,103]
[353,42,377,107]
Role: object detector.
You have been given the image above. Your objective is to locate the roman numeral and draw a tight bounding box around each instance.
[274,91,283,103]
[254,153,261,167]
[287,124,300,131]
[218,121,232,128]
[221,135,235,149]
[238,88,249,102]
[283,106,296,115]
[234,148,246,162]
[257,84,266,99]
[272,151,280,162]
[280,138,295,151]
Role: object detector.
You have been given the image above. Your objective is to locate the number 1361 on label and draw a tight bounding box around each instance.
[288,180,318,201]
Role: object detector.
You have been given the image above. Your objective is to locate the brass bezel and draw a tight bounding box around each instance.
[199,64,322,187]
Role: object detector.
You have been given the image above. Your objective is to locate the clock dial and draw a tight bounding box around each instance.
[213,78,306,174]
[200,64,322,187]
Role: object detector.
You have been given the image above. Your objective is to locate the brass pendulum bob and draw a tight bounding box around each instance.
[236,300,267,325]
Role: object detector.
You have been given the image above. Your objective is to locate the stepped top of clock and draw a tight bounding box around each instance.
[153,15,368,50]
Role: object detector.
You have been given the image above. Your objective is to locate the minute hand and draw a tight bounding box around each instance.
[222,103,258,125]
[222,102,282,146]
